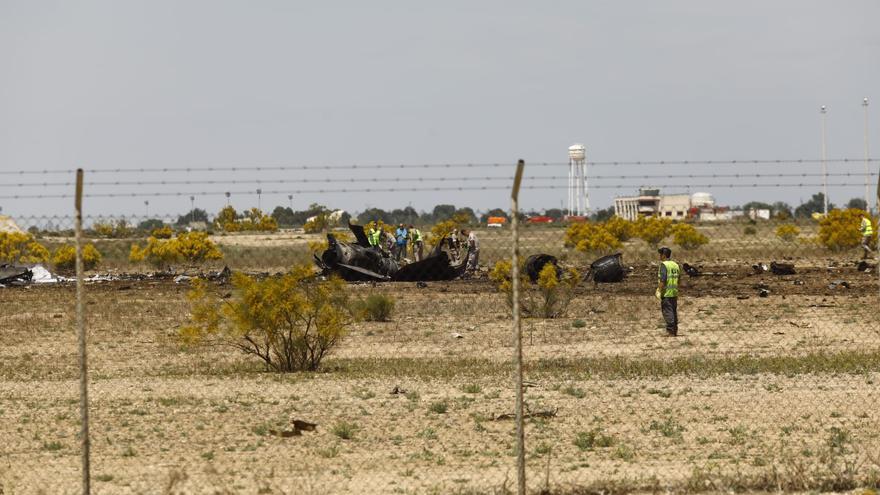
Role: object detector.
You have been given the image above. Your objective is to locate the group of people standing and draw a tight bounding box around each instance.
[366,223,480,272]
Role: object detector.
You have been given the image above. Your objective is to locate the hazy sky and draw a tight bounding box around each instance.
[1,1,878,219]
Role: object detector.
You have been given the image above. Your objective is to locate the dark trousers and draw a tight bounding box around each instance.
[661,297,678,335]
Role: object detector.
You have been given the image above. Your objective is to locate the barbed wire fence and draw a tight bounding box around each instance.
[0,158,879,494]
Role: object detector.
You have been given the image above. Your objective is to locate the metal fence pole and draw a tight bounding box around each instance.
[75,169,91,495]
[510,160,526,495]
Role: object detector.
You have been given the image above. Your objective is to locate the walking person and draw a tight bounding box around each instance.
[461,228,480,272]
[656,246,680,337]
[395,223,408,262]
[860,214,874,260]
[408,224,423,261]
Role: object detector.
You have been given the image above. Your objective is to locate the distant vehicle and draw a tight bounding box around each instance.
[487,216,507,228]
[527,216,554,224]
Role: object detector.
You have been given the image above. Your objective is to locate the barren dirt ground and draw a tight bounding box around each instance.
[2,224,879,494]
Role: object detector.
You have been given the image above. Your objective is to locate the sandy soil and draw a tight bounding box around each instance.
[0,257,878,494]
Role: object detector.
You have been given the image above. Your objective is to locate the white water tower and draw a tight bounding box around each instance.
[568,144,588,216]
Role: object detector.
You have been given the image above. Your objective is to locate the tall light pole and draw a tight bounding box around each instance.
[257,189,262,211]
[288,194,293,211]
[144,200,149,217]
[820,105,828,215]
[225,191,231,207]
[190,196,195,224]
[863,97,871,213]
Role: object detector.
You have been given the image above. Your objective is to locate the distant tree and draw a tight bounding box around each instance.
[591,207,615,222]
[271,206,296,227]
[357,208,392,225]
[544,208,565,221]
[138,219,165,231]
[794,193,833,217]
[771,202,793,219]
[846,197,868,211]
[454,207,478,225]
[389,206,419,225]
[176,208,209,226]
[431,204,456,222]
[480,208,509,223]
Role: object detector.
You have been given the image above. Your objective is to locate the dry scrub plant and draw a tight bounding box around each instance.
[775,223,801,242]
[0,231,49,264]
[129,231,223,268]
[491,260,579,318]
[215,206,278,232]
[565,222,622,254]
[52,243,102,272]
[182,265,353,372]
[671,223,709,250]
[818,209,877,252]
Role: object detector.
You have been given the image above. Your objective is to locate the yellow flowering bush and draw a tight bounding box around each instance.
[52,244,102,272]
[181,265,353,372]
[129,231,223,267]
[0,231,49,264]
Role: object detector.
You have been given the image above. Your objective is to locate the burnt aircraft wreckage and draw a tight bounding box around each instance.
[315,223,468,282]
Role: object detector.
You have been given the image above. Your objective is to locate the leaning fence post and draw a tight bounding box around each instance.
[74,169,91,494]
[510,159,526,495]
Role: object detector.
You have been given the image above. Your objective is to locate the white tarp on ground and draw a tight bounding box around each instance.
[30,265,58,283]
[0,215,24,234]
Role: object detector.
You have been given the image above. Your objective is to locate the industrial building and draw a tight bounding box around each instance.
[613,188,694,221]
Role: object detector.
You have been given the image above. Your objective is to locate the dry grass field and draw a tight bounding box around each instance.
[2,224,879,494]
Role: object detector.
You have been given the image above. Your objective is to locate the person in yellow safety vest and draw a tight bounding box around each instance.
[860,215,874,260]
[367,223,381,249]
[655,246,680,337]
[408,224,423,261]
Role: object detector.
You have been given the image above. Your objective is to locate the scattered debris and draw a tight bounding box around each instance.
[494,407,558,421]
[737,295,750,300]
[856,261,875,273]
[525,254,561,283]
[682,263,701,277]
[31,265,58,284]
[208,266,232,283]
[316,223,466,282]
[752,263,769,274]
[416,281,428,288]
[828,280,850,289]
[792,280,805,285]
[586,253,626,283]
[788,321,812,329]
[451,332,463,339]
[770,262,796,275]
[173,275,191,284]
[0,264,33,285]
[758,289,770,297]
[389,385,407,395]
[269,419,317,438]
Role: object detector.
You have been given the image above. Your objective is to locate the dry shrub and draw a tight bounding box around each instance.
[356,294,396,322]
[52,244,102,272]
[181,265,353,372]
[129,231,223,267]
[671,223,709,250]
[775,223,801,242]
[150,226,174,239]
[633,216,673,247]
[565,222,622,254]
[303,214,329,234]
[428,213,470,247]
[604,216,635,241]
[0,231,49,264]
[216,207,278,232]
[490,259,579,318]
[818,209,877,252]
[92,219,132,238]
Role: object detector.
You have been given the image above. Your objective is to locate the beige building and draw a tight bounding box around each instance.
[613,189,691,221]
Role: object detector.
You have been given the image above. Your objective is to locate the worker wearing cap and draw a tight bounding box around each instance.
[408,224,423,261]
[656,246,680,337]
[860,215,874,260]
[367,223,381,249]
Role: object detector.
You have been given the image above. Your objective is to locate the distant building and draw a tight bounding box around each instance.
[614,188,691,221]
